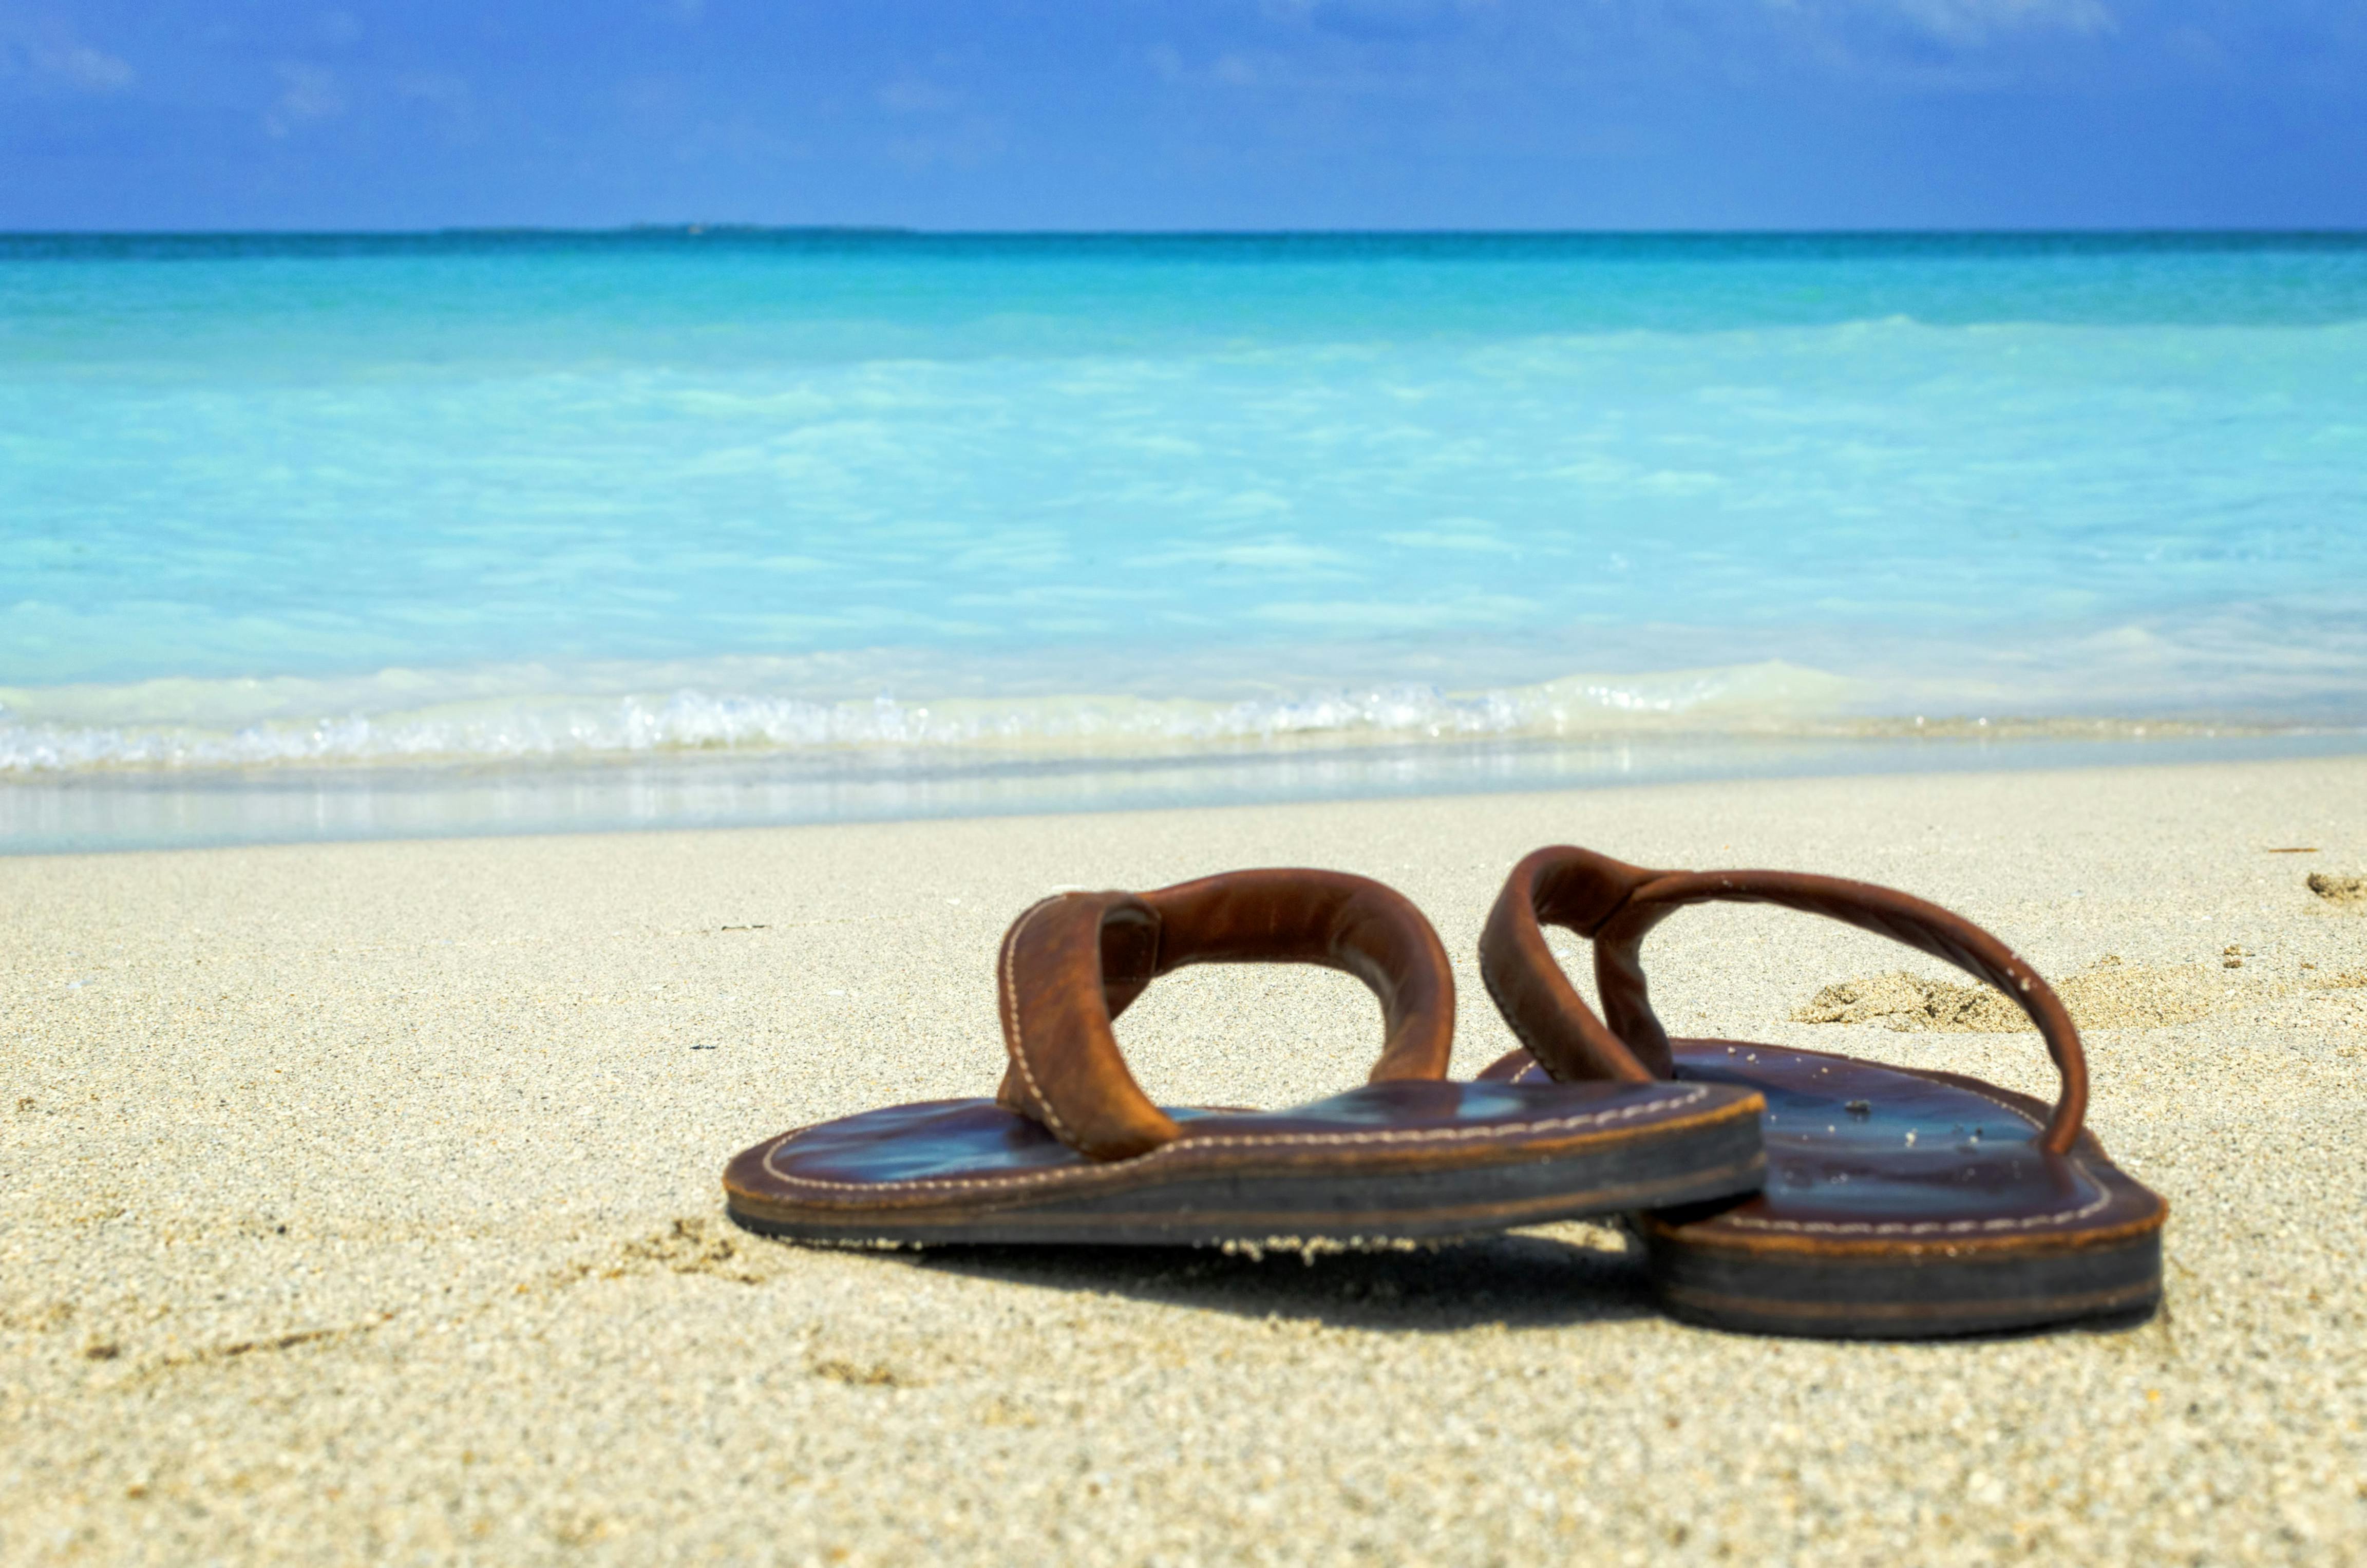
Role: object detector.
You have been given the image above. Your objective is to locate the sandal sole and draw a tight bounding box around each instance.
[727,1079,1767,1248]
[1635,1039,2167,1339]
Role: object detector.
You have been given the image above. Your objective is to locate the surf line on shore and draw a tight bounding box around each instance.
[0,658,2318,778]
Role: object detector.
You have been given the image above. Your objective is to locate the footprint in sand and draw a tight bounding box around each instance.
[1794,956,2235,1033]
[1796,949,2367,1034]
[2306,872,2366,910]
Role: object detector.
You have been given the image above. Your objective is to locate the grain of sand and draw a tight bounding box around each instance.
[6,755,2366,1564]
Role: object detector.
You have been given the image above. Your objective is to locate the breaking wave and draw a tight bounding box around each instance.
[0,660,1873,774]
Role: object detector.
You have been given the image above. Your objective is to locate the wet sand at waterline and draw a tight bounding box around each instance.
[6,755,2365,1563]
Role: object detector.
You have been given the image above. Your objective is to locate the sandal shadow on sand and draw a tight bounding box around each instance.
[726,868,1768,1246]
[1478,846,2168,1339]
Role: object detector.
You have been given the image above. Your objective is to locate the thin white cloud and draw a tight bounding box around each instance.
[1781,0,2114,45]
[1260,0,1494,37]
[52,40,128,89]
[397,73,474,143]
[265,62,345,137]
[878,77,962,114]
[884,116,1005,170]
[398,72,469,110]
[1213,53,1270,87]
[1144,42,1400,96]
[1891,0,2113,42]
[0,22,134,92]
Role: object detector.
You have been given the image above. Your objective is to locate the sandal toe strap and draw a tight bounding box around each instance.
[997,868,1456,1160]
[1481,846,2088,1155]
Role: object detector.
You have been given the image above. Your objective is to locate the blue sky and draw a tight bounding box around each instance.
[2,1,2362,231]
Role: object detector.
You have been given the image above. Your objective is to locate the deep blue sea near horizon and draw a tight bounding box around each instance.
[4,230,2364,848]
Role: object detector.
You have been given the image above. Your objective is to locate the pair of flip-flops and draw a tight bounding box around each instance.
[725,848,2167,1339]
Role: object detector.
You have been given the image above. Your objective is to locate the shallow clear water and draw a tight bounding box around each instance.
[4,231,2364,833]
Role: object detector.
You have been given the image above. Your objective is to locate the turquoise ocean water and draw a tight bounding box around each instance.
[4,232,2364,846]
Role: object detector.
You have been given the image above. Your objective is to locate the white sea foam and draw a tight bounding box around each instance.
[0,661,1869,774]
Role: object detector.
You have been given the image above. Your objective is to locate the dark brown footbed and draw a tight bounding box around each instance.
[1476,845,2166,1338]
[725,1077,1768,1246]
[1500,1041,2164,1337]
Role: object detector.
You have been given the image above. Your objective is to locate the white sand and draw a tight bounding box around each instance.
[5,754,2365,1563]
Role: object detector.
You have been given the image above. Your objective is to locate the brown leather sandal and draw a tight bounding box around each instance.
[725,868,1768,1246]
[1478,847,2167,1338]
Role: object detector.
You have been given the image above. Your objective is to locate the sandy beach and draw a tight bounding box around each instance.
[6,752,2365,1564]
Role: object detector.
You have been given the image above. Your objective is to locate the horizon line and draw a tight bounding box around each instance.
[6,223,2367,241]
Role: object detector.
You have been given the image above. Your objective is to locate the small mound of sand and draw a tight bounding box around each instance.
[1794,956,2227,1033]
[1793,971,2024,1032]
[2307,872,2367,908]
